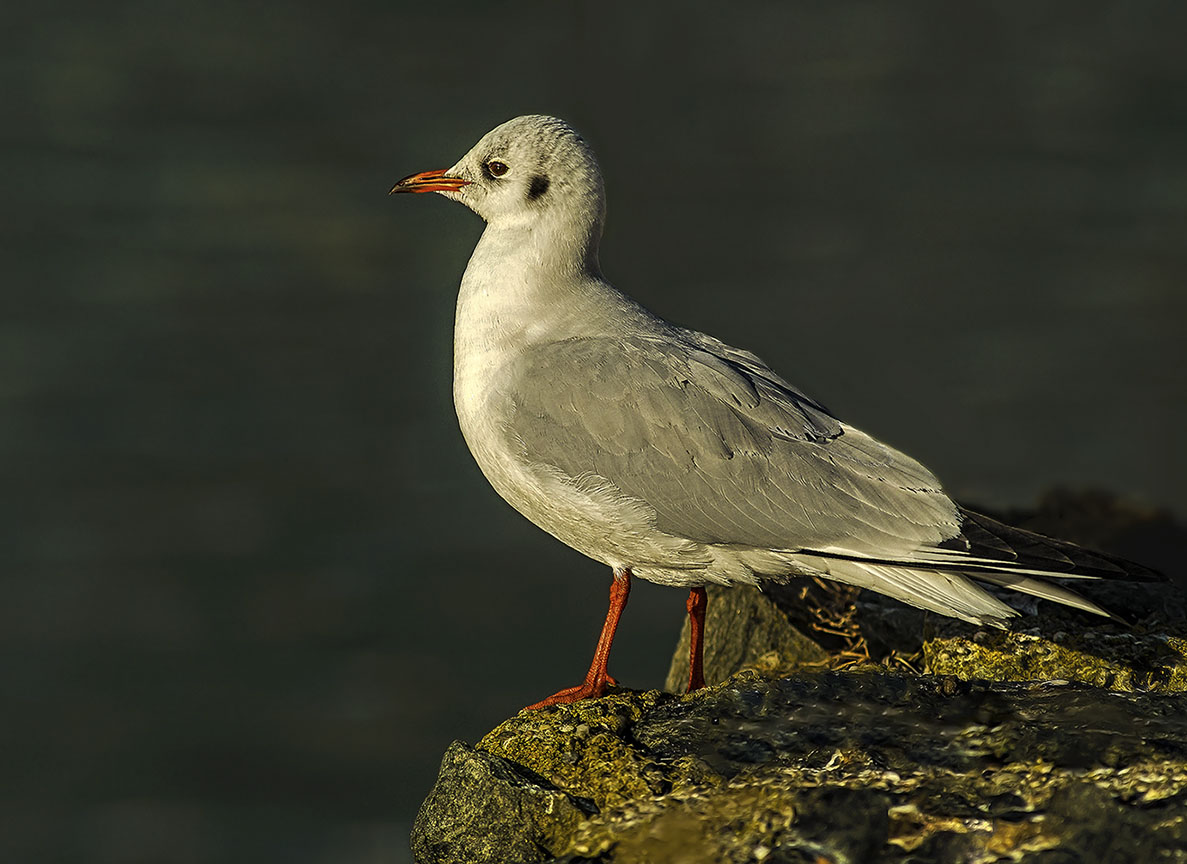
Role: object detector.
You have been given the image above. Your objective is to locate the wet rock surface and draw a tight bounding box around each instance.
[411,494,1187,863]
[412,677,1187,863]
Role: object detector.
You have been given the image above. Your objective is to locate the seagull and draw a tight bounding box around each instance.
[392,115,1161,709]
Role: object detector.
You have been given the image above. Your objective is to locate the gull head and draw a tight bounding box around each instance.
[391,115,606,231]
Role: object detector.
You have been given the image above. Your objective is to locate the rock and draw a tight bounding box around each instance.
[477,691,676,812]
[412,674,1187,862]
[923,621,1187,691]
[410,740,590,864]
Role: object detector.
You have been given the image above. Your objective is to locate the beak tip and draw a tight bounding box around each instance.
[389,168,469,196]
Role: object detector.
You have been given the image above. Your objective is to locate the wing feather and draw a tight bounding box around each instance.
[501,334,960,555]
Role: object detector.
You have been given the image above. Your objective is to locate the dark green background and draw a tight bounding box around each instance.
[3,2,1184,862]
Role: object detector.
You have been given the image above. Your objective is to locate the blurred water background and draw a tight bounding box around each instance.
[2,2,1185,862]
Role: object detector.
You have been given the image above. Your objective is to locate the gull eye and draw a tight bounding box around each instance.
[485,160,509,178]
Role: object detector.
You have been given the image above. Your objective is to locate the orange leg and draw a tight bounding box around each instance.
[686,586,708,693]
[525,569,631,710]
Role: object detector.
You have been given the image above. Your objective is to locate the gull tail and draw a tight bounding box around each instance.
[818,559,1019,627]
[807,508,1163,625]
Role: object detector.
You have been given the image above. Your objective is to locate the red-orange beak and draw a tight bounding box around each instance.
[389,169,470,194]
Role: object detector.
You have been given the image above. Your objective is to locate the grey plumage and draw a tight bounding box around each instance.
[396,114,1160,631]
[501,334,955,556]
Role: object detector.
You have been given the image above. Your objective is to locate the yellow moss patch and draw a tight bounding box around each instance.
[477,691,671,810]
[564,780,798,864]
[923,630,1187,692]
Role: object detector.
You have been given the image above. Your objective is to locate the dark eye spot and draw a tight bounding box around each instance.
[485,160,508,178]
[527,174,550,201]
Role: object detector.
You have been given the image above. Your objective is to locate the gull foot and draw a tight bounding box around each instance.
[524,674,618,710]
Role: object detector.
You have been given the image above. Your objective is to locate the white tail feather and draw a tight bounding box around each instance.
[822,559,1017,626]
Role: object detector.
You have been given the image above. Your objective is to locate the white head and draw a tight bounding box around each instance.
[393,115,606,270]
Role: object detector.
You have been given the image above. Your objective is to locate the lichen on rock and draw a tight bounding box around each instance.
[477,692,672,811]
[923,624,1187,691]
[412,674,1187,863]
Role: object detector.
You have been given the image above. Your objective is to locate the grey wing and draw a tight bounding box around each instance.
[499,334,963,557]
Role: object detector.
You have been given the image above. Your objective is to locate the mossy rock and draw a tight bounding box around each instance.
[411,740,589,864]
[924,623,1187,692]
[477,692,672,811]
[411,673,1187,863]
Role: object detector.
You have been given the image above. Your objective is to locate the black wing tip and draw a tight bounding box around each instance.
[956,506,1168,584]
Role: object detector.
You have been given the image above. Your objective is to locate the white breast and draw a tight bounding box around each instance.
[449,237,713,580]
